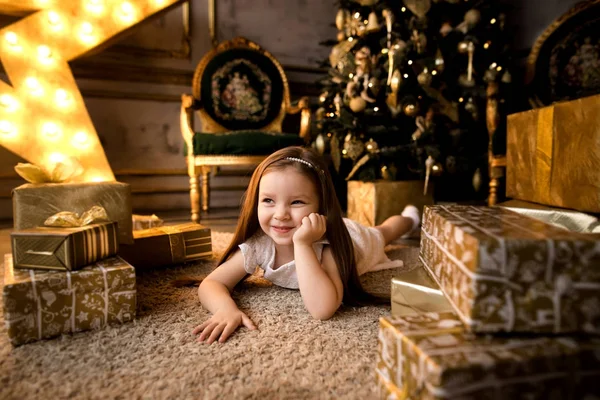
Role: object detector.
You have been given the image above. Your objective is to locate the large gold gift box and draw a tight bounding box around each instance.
[12,182,133,244]
[420,205,600,334]
[376,312,600,400]
[506,94,600,213]
[2,254,136,346]
[11,222,119,271]
[347,180,433,227]
[118,223,212,269]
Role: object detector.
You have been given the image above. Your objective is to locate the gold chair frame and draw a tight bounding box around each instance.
[181,37,311,223]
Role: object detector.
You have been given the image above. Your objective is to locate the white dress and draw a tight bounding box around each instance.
[239,218,403,289]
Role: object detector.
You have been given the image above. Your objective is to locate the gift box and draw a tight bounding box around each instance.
[391,263,454,317]
[420,205,600,334]
[506,94,600,213]
[12,182,133,244]
[11,222,119,271]
[3,254,136,346]
[118,223,212,269]
[347,180,433,227]
[376,312,600,400]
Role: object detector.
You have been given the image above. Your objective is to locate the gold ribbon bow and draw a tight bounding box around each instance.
[44,205,109,227]
[14,158,83,184]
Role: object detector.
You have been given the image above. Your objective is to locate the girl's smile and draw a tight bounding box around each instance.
[257,167,320,246]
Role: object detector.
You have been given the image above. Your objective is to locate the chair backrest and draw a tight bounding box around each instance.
[192,37,290,134]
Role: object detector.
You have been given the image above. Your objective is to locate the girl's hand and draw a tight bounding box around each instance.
[192,306,256,344]
[293,213,327,246]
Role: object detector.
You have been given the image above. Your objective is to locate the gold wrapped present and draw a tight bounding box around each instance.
[118,223,211,269]
[11,222,119,271]
[12,182,133,244]
[2,254,136,346]
[132,214,164,231]
[420,205,600,334]
[506,94,600,213]
[347,180,433,227]
[376,312,600,400]
[391,263,454,317]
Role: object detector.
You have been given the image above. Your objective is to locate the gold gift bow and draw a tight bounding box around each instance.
[14,158,83,184]
[43,205,110,227]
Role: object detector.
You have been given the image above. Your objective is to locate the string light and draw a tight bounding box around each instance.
[484,41,491,49]
[490,18,497,24]
[25,77,44,96]
[348,37,354,42]
[72,131,90,148]
[55,89,71,107]
[401,7,406,12]
[48,152,66,164]
[408,60,413,65]
[374,107,379,112]
[0,120,16,137]
[403,73,409,78]
[0,94,18,112]
[431,70,437,75]
[37,45,52,62]
[4,31,20,50]
[349,73,354,78]
[86,0,104,14]
[47,11,61,26]
[42,122,62,140]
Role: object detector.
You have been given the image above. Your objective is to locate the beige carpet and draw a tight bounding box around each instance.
[0,231,419,400]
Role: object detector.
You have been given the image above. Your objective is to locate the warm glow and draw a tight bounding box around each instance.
[484,42,491,49]
[25,77,44,96]
[401,7,406,12]
[47,11,60,26]
[0,120,16,137]
[0,94,17,111]
[431,70,437,75]
[72,131,90,148]
[490,18,497,24]
[55,88,71,107]
[0,0,183,182]
[374,107,379,112]
[349,73,354,78]
[41,122,62,140]
[403,73,409,78]
[408,60,413,65]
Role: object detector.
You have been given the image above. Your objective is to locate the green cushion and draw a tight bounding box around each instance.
[191,130,304,155]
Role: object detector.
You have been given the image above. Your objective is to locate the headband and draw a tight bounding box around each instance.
[284,157,325,175]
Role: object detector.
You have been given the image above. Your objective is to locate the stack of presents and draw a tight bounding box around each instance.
[2,174,212,346]
[372,94,600,399]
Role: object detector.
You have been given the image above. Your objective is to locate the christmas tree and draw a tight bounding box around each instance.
[313,0,512,202]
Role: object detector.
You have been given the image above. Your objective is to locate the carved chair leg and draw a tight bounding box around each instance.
[488,176,499,206]
[200,166,211,213]
[189,173,201,223]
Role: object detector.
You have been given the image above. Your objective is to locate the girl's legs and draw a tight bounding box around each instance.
[375,205,421,245]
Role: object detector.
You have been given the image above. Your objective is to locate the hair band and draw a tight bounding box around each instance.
[284,157,325,175]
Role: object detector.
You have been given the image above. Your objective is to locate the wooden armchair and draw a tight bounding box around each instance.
[181,37,311,223]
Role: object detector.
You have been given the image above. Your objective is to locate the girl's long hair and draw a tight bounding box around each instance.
[219,146,379,306]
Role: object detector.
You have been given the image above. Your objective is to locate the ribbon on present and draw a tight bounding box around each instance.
[14,158,83,184]
[43,205,109,227]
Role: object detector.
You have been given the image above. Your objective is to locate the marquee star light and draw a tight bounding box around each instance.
[0,0,184,182]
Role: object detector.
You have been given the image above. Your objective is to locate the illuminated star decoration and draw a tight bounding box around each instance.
[0,0,184,182]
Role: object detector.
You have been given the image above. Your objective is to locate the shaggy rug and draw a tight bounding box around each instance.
[0,231,418,400]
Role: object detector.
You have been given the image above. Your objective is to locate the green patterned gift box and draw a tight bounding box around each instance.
[376,312,600,400]
[419,205,600,334]
[2,254,136,346]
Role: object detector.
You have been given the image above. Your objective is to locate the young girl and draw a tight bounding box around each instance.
[192,146,420,344]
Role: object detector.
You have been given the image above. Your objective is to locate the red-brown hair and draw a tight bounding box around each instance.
[218,146,376,306]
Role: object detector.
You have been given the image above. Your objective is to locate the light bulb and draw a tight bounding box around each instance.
[0,120,15,135]
[38,45,52,59]
[408,60,413,65]
[48,11,60,25]
[5,31,18,46]
[25,77,44,96]
[431,70,437,75]
[72,131,90,147]
[490,18,497,24]
[0,94,17,111]
[403,73,409,78]
[121,2,134,15]
[42,122,61,139]
[374,107,379,112]
[55,89,71,106]
[401,7,406,12]
[81,22,94,35]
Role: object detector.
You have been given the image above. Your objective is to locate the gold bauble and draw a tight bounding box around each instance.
[336,9,348,31]
[314,134,327,155]
[365,138,379,153]
[404,102,418,117]
[417,69,432,86]
[464,9,481,26]
[349,96,367,112]
[337,32,346,42]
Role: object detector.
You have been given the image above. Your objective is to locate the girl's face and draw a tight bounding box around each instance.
[257,167,320,246]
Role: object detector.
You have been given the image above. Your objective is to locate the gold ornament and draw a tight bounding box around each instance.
[365,138,379,153]
[366,11,380,32]
[314,134,327,155]
[337,31,346,42]
[343,134,365,161]
[349,97,367,112]
[403,0,431,18]
[404,102,418,117]
[417,68,432,86]
[336,9,349,31]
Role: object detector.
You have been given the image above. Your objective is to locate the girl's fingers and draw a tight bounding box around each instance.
[206,323,226,344]
[219,323,238,343]
[241,314,257,330]
[197,321,217,342]
[192,321,209,335]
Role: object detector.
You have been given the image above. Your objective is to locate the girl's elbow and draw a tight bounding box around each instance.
[309,304,340,321]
